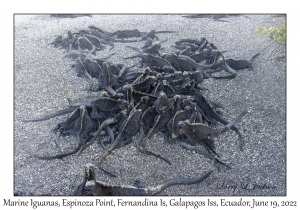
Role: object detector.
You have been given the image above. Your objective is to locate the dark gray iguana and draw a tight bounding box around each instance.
[75,163,213,196]
[71,97,129,113]
[98,108,142,177]
[225,53,260,71]
[177,111,247,155]
[34,106,94,160]
[164,54,215,72]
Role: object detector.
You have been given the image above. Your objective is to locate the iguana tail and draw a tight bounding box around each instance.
[71,102,92,107]
[123,53,142,59]
[219,111,247,133]
[113,39,138,43]
[126,45,142,53]
[151,170,213,195]
[155,31,176,34]
[21,107,76,122]
[135,126,171,165]
[249,53,260,70]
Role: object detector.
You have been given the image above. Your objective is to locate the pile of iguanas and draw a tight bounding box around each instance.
[21,25,258,196]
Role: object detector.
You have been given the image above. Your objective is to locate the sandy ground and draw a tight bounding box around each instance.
[14,14,286,196]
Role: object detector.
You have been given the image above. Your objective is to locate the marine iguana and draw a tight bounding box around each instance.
[179,79,196,92]
[173,42,199,52]
[177,111,247,154]
[225,53,260,70]
[83,58,102,78]
[52,35,63,47]
[190,50,209,63]
[84,34,108,50]
[153,92,174,114]
[65,52,86,60]
[140,106,158,134]
[193,92,243,139]
[124,53,173,70]
[132,76,156,93]
[140,30,176,40]
[35,106,94,160]
[127,43,162,56]
[175,38,208,47]
[111,29,175,40]
[144,108,172,150]
[131,90,158,106]
[92,62,119,95]
[118,71,143,84]
[177,46,192,56]
[129,96,150,115]
[136,124,171,164]
[207,51,237,76]
[88,25,112,36]
[131,67,152,84]
[112,29,141,38]
[167,106,193,142]
[82,111,125,150]
[98,109,142,177]
[78,36,97,54]
[164,54,215,72]
[141,38,168,49]
[91,29,138,44]
[71,58,90,78]
[71,97,129,113]
[75,163,213,196]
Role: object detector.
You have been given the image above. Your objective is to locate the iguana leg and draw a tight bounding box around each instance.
[105,126,115,144]
[54,131,63,153]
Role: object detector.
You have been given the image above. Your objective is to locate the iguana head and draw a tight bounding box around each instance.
[177,120,189,134]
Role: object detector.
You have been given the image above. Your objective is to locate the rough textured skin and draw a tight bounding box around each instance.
[167,106,193,142]
[98,109,142,176]
[83,58,102,78]
[132,76,156,93]
[65,53,86,60]
[78,37,96,54]
[153,92,173,114]
[165,54,214,72]
[35,106,94,160]
[71,98,129,112]
[113,29,141,38]
[85,112,125,150]
[127,43,162,56]
[177,111,247,142]
[131,90,158,106]
[146,108,172,141]
[141,54,173,69]
[141,106,158,134]
[75,164,213,196]
[95,62,119,95]
[225,53,260,70]
[175,38,207,47]
[84,34,106,50]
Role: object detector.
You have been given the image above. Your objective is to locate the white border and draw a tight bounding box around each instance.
[3,1,299,209]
